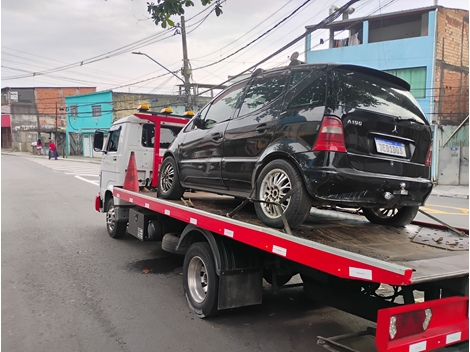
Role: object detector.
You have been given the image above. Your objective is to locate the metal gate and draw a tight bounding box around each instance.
[69,132,83,156]
[438,145,469,185]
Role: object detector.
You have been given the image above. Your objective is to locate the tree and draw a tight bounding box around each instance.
[147,0,223,28]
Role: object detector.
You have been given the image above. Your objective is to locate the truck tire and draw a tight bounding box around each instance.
[157,157,185,200]
[161,232,185,255]
[254,160,311,230]
[362,206,419,227]
[183,242,219,318]
[106,198,127,239]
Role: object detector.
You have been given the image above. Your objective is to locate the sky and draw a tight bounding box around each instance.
[1,0,469,96]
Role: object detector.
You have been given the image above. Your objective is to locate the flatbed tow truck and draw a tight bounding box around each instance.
[94,108,469,352]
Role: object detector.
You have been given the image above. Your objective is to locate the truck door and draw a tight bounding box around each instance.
[100,125,122,195]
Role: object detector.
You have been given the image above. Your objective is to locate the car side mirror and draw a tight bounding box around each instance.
[193,116,202,129]
[94,130,104,152]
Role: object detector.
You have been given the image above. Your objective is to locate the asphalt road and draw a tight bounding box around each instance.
[2,154,375,352]
[2,154,468,352]
[416,195,469,229]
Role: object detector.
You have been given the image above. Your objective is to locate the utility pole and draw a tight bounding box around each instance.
[55,102,58,139]
[180,16,192,111]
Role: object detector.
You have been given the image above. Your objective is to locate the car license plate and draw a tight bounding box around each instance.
[375,138,406,157]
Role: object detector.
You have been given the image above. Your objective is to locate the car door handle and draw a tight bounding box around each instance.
[211,132,223,141]
[255,124,267,133]
[113,157,117,161]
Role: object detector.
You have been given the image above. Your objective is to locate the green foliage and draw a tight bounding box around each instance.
[147,0,223,28]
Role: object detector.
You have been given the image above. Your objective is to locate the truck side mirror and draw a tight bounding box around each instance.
[94,130,104,152]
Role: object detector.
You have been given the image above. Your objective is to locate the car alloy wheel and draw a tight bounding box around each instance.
[254,159,311,230]
[362,206,419,227]
[259,168,291,219]
[157,157,184,200]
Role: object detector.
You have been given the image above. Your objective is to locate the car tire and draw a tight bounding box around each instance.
[106,197,127,239]
[183,242,219,318]
[362,206,419,227]
[157,157,184,200]
[254,159,311,230]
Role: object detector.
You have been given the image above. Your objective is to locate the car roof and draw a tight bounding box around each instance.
[239,63,410,91]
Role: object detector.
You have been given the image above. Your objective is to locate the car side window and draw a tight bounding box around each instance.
[288,76,326,109]
[106,127,121,152]
[238,74,287,116]
[290,70,311,86]
[202,82,246,129]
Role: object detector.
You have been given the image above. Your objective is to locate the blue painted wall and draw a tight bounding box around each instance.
[305,11,436,121]
[65,90,113,155]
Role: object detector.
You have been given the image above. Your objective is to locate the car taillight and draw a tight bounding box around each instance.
[425,143,432,166]
[389,308,432,340]
[313,115,346,153]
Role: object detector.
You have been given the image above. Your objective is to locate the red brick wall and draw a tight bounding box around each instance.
[35,87,96,129]
[435,8,469,124]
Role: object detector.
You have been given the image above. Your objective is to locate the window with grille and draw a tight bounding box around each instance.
[92,105,102,117]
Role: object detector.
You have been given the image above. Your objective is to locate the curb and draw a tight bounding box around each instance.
[431,193,469,200]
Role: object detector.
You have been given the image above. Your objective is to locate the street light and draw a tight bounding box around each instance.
[132,51,192,111]
[132,52,185,84]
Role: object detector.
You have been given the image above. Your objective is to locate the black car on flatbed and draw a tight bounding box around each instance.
[158,63,433,229]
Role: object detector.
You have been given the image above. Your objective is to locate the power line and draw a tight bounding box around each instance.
[191,0,313,73]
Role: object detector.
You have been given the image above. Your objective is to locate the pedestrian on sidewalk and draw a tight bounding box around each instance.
[49,139,58,160]
[36,139,42,155]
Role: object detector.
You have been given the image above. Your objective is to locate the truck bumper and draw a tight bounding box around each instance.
[376,296,469,352]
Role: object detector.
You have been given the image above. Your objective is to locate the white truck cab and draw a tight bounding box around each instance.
[93,107,190,236]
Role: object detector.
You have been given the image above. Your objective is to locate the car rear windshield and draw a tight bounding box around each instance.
[327,68,427,124]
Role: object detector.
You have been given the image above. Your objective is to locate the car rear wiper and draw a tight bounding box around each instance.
[395,116,422,123]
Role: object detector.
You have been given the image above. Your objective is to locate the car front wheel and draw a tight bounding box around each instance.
[362,206,419,227]
[254,159,311,230]
[157,157,184,200]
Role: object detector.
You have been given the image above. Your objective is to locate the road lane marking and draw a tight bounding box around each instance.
[421,204,468,215]
[75,175,99,186]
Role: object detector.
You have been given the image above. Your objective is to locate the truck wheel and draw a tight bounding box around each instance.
[254,160,311,230]
[183,242,218,318]
[362,206,419,227]
[106,198,127,239]
[157,157,185,200]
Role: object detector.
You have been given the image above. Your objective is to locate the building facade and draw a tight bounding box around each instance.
[65,91,210,157]
[304,6,469,185]
[1,86,96,153]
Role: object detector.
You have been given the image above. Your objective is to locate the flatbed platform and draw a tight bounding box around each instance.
[115,188,469,286]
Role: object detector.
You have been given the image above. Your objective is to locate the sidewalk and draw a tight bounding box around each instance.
[431,185,469,199]
[1,150,101,164]
[2,150,469,199]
